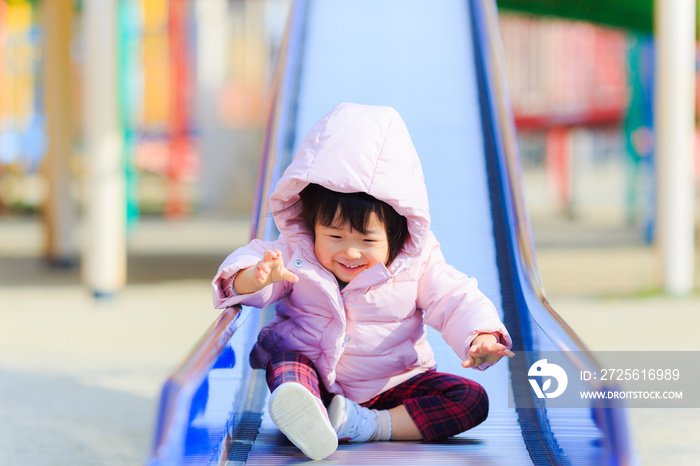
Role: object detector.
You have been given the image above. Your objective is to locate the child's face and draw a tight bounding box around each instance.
[314,212,389,283]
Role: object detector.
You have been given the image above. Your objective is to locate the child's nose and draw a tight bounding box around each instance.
[343,247,362,259]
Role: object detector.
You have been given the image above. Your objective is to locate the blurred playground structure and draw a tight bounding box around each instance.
[0,0,697,295]
[0,0,287,217]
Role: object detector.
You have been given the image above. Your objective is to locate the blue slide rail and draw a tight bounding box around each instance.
[148,1,634,464]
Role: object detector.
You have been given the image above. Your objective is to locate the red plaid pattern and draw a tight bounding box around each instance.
[362,370,489,442]
[265,351,334,405]
[266,352,488,442]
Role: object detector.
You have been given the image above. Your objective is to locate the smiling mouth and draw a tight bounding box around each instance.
[340,263,364,270]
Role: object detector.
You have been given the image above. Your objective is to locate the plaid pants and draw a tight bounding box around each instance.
[266,351,489,442]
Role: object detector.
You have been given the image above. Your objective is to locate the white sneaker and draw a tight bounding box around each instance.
[267,382,338,460]
[328,394,378,443]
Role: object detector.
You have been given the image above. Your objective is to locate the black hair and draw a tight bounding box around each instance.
[298,183,409,266]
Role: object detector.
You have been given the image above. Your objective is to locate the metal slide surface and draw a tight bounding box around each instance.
[248,1,529,464]
[148,1,634,465]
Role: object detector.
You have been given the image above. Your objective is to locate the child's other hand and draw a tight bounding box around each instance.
[462,333,515,369]
[253,249,300,287]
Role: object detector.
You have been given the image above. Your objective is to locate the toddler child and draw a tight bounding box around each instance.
[213,103,514,460]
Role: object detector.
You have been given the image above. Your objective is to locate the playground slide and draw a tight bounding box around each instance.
[149,1,634,464]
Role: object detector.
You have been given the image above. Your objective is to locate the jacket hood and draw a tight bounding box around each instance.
[269,103,431,259]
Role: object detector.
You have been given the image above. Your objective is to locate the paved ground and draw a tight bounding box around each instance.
[1,215,698,465]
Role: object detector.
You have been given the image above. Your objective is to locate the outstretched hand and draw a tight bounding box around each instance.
[462,333,515,369]
[252,249,300,288]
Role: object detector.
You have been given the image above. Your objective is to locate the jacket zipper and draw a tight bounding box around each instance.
[299,250,350,353]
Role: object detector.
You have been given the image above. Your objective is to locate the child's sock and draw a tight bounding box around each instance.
[268,382,338,460]
[370,408,392,441]
[328,394,392,442]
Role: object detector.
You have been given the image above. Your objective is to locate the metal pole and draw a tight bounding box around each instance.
[655,0,696,295]
[82,0,126,297]
[42,0,78,265]
[194,0,228,213]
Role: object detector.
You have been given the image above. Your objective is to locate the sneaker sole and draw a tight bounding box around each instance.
[268,382,338,460]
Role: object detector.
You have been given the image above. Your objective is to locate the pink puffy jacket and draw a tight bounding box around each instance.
[213,103,512,403]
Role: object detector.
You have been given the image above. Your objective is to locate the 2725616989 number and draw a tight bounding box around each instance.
[599,368,680,381]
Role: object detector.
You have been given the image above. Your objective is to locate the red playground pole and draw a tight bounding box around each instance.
[165,0,190,217]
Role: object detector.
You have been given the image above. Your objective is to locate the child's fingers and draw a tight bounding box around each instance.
[473,341,514,357]
[470,340,492,355]
[262,250,274,262]
[463,343,515,369]
[462,354,488,368]
[257,259,271,272]
[254,261,271,283]
[258,250,301,285]
[491,343,515,358]
[461,357,476,368]
[263,249,282,265]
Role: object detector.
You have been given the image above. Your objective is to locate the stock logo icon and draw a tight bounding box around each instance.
[528,359,568,398]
